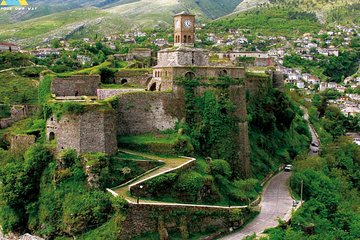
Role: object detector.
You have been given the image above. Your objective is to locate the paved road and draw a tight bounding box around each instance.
[301,106,320,156]
[221,172,293,240]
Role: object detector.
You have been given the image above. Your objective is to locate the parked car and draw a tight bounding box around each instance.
[284,164,292,172]
[311,142,319,147]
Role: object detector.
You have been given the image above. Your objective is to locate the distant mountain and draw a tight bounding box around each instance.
[0,0,245,46]
[0,0,358,47]
[5,0,244,22]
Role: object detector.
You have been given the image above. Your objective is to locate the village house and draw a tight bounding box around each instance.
[153,38,168,47]
[77,55,92,65]
[341,106,360,117]
[31,48,61,58]
[0,42,20,52]
[296,81,305,89]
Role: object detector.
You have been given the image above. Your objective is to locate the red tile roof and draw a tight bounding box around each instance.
[0,42,19,47]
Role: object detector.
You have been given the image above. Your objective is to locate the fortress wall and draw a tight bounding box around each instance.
[272,71,285,90]
[51,75,100,97]
[80,111,107,154]
[97,89,146,100]
[116,91,185,135]
[114,70,152,86]
[121,203,254,240]
[246,73,273,100]
[50,115,81,153]
[103,111,119,155]
[46,110,118,155]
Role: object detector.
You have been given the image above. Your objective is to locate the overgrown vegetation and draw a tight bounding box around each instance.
[247,87,311,179]
[0,52,34,71]
[0,70,39,105]
[0,147,133,238]
[176,76,246,177]
[207,7,321,37]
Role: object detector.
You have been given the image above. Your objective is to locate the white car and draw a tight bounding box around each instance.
[284,164,292,172]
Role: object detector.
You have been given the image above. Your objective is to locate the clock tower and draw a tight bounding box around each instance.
[174,11,195,47]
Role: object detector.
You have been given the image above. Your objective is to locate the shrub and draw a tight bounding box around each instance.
[145,173,178,196]
[99,67,116,84]
[175,172,204,194]
[61,191,113,235]
[58,149,78,168]
[209,159,232,178]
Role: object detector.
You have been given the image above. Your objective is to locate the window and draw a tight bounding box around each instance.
[49,132,55,141]
[185,72,195,79]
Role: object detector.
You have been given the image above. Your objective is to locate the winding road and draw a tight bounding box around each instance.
[221,106,319,239]
[220,171,293,240]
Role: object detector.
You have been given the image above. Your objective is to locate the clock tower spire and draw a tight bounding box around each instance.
[174,11,195,47]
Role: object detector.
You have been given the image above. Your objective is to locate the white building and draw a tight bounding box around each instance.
[342,107,360,117]
[0,42,20,52]
[296,81,305,89]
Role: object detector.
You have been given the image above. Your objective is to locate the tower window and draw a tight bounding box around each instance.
[184,35,187,43]
[49,132,55,141]
[188,35,192,43]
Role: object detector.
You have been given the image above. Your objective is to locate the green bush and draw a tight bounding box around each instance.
[61,191,113,235]
[175,172,204,194]
[209,160,232,178]
[99,67,116,84]
[145,173,178,196]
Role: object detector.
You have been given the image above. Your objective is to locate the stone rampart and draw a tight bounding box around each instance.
[121,203,254,240]
[114,70,152,86]
[246,72,273,100]
[46,109,118,155]
[97,89,145,100]
[51,75,100,97]
[116,91,185,135]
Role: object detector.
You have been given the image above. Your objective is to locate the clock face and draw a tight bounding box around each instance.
[175,20,180,29]
[184,20,192,28]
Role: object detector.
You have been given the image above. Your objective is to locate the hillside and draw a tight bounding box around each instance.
[265,0,360,24]
[2,0,243,23]
[0,0,245,46]
[0,8,129,47]
[208,7,322,37]
[232,0,360,24]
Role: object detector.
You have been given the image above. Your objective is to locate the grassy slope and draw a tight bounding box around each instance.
[268,0,360,24]
[208,7,322,37]
[0,71,38,104]
[0,8,124,47]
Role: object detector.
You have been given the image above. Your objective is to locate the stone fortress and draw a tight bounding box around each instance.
[46,12,281,175]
